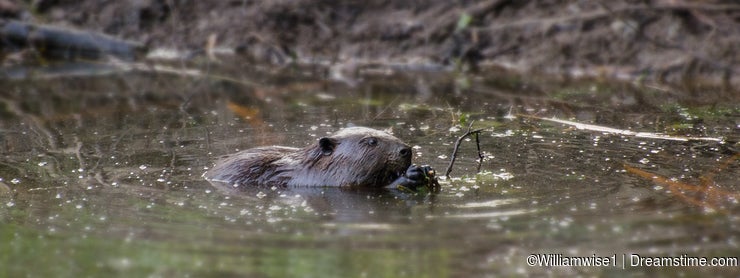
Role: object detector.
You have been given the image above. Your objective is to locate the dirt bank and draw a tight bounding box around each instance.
[2,0,740,90]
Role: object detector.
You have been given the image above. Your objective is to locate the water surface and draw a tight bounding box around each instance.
[1,62,738,277]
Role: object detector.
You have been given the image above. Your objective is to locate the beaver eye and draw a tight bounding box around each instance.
[365,137,378,146]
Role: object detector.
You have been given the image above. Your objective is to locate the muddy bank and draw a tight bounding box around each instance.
[2,0,740,90]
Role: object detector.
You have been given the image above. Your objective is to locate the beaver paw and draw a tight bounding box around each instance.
[390,164,440,193]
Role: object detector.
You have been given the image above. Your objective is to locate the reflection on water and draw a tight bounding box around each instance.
[0,63,737,277]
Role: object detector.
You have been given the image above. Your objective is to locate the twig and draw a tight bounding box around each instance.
[475,131,484,173]
[372,95,401,121]
[74,139,85,171]
[444,122,485,178]
[519,114,725,142]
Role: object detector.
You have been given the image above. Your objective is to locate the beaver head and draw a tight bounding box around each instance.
[292,127,413,187]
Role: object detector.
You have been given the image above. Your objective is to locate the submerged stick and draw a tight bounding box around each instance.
[0,20,145,60]
[475,131,484,173]
[444,123,485,178]
[519,114,725,142]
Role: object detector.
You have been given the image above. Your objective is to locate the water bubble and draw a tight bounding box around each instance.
[558,218,572,227]
[110,258,132,270]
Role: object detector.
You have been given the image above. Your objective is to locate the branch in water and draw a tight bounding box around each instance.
[444,123,485,178]
[518,114,725,142]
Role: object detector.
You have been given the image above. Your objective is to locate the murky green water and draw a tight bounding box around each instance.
[1,62,738,277]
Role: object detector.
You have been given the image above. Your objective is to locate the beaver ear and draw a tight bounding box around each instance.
[318,137,336,156]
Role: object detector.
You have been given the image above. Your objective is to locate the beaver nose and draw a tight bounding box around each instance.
[399,147,412,157]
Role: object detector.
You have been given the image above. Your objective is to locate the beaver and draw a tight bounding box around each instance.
[204,127,436,190]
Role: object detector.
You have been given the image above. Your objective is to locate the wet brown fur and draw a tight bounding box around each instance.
[204,127,412,188]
